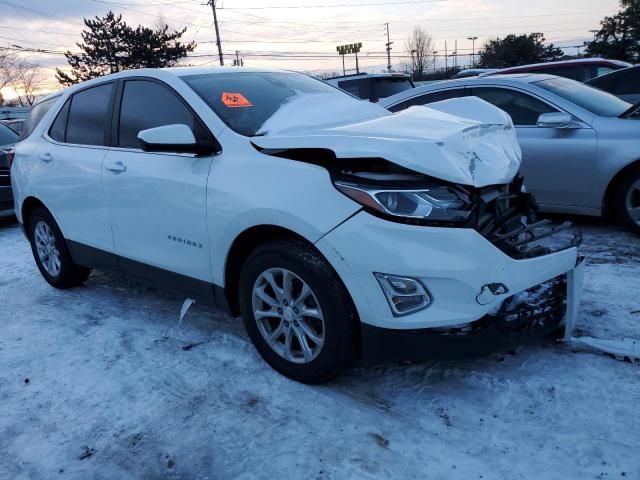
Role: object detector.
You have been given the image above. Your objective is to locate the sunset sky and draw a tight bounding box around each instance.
[0,0,622,99]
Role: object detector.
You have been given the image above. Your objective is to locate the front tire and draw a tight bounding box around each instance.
[239,239,358,384]
[613,170,640,235]
[27,208,91,289]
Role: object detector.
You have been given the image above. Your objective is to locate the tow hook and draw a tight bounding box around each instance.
[476,283,509,305]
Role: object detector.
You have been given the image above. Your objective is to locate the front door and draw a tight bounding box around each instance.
[102,79,215,282]
[469,86,598,208]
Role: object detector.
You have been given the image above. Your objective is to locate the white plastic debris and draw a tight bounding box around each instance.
[563,259,640,362]
[571,337,640,363]
[178,298,196,328]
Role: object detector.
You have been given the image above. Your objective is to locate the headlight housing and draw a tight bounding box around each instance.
[334,180,473,223]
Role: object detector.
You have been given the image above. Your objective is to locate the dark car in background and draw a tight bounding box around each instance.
[0,122,19,217]
[325,73,414,102]
[1,118,26,135]
[586,65,640,104]
[484,58,632,82]
[0,93,62,219]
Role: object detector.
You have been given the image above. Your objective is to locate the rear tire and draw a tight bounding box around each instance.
[613,170,640,235]
[238,239,358,384]
[27,207,91,289]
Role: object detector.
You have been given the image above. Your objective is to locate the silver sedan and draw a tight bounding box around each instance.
[380,74,640,234]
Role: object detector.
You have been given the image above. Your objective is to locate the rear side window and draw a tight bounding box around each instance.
[388,88,466,113]
[408,89,466,107]
[338,79,372,100]
[49,99,71,142]
[117,80,203,149]
[373,78,413,99]
[19,95,60,140]
[470,87,557,125]
[65,83,113,146]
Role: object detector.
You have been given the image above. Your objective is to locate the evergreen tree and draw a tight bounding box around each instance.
[56,12,196,86]
[585,0,640,62]
[477,33,563,68]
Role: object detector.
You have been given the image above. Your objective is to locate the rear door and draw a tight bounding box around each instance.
[38,82,116,252]
[469,86,598,207]
[102,78,216,282]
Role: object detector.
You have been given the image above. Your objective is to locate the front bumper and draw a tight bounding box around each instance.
[316,211,583,359]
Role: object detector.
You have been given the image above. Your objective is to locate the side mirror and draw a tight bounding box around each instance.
[536,112,578,129]
[137,124,198,153]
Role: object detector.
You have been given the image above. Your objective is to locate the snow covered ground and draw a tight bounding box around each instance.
[1,216,639,480]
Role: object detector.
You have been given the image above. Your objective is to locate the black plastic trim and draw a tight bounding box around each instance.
[67,240,230,312]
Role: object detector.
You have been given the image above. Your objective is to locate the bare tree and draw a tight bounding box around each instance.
[0,48,21,90]
[15,64,44,106]
[403,26,435,80]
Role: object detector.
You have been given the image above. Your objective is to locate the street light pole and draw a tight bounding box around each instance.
[467,36,478,67]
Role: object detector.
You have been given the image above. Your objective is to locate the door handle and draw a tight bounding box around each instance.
[39,153,53,163]
[104,161,127,173]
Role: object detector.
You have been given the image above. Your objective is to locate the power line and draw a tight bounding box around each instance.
[218,0,444,9]
[0,0,84,27]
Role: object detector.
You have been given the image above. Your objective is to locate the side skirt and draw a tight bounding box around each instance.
[67,240,231,313]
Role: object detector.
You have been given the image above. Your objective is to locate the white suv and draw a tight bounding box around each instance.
[12,67,583,383]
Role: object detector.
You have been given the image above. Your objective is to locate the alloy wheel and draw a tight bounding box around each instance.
[34,220,61,277]
[626,178,640,226]
[251,267,325,364]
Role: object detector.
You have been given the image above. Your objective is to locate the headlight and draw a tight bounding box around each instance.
[334,181,472,222]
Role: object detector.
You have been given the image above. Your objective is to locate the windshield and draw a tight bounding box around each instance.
[533,77,632,117]
[0,123,18,146]
[183,71,344,136]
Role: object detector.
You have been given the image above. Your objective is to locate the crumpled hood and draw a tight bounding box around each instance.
[252,95,521,187]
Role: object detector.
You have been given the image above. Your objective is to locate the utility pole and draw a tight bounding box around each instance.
[467,36,477,66]
[444,40,448,71]
[385,22,393,72]
[208,0,224,66]
[454,39,457,69]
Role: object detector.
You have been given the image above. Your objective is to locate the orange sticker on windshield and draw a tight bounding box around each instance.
[221,92,253,108]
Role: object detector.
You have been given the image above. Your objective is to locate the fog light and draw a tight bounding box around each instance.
[374,273,432,315]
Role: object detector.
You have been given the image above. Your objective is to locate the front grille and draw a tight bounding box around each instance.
[471,176,579,259]
[490,274,567,339]
[0,167,9,187]
[428,274,567,340]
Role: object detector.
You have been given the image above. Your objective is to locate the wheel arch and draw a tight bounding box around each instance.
[223,225,316,316]
[603,158,640,218]
[21,196,49,229]
[222,224,359,336]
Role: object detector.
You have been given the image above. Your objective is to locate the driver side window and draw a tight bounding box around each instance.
[469,87,557,126]
[118,80,204,149]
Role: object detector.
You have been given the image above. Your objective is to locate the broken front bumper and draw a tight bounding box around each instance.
[359,258,585,363]
[316,211,584,361]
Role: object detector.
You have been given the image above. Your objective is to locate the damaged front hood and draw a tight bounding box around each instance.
[252,96,522,187]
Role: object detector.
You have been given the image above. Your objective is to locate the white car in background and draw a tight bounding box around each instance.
[11,67,583,383]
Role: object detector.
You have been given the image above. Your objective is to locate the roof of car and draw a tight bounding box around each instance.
[325,72,411,81]
[378,73,560,107]
[487,57,632,74]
